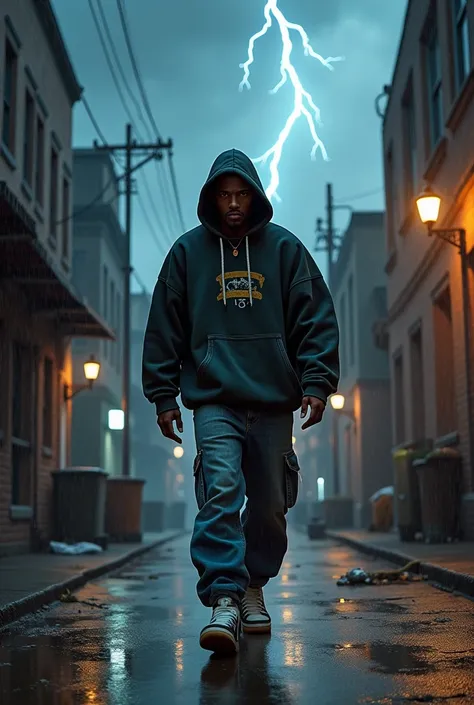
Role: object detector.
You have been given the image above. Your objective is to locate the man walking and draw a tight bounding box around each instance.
[143,149,339,655]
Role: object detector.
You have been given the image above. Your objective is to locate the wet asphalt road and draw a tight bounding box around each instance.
[1,532,474,705]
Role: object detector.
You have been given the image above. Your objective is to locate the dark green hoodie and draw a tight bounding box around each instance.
[142,149,339,415]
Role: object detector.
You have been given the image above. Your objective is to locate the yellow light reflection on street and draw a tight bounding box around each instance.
[282,608,293,623]
[281,574,289,584]
[175,638,184,674]
[282,631,304,667]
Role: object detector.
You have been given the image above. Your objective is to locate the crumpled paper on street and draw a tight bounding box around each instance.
[49,541,103,555]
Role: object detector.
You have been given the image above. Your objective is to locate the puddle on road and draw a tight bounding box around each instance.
[310,598,410,616]
[329,642,436,675]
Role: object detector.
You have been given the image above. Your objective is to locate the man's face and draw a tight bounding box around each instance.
[215,174,253,232]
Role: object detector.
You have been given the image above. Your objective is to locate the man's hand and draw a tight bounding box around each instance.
[300,396,325,430]
[158,408,183,444]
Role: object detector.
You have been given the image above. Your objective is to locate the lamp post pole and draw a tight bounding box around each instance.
[459,230,474,484]
[332,411,340,496]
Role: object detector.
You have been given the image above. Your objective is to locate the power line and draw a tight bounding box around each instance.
[115,0,161,139]
[95,0,151,139]
[115,0,186,232]
[88,0,144,139]
[137,192,169,257]
[90,0,180,240]
[334,187,383,204]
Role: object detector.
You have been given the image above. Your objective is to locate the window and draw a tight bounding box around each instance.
[61,178,70,260]
[393,351,405,445]
[49,147,59,242]
[384,145,395,251]
[35,117,45,207]
[42,357,53,449]
[453,0,471,92]
[103,266,109,359]
[11,342,33,507]
[339,293,347,377]
[348,275,355,367]
[425,15,443,149]
[402,77,417,204]
[2,40,17,154]
[410,325,425,441]
[433,286,456,436]
[23,91,35,187]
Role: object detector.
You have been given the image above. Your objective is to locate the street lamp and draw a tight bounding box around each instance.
[329,394,357,497]
[173,446,184,459]
[64,355,101,401]
[415,186,474,477]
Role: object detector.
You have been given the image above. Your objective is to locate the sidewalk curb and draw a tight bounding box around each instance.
[326,530,474,598]
[0,530,188,630]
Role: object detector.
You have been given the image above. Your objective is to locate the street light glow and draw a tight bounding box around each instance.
[416,187,441,225]
[84,355,100,381]
[108,409,124,430]
[173,446,184,459]
[330,394,345,411]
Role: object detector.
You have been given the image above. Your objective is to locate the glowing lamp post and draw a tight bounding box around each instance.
[64,355,101,401]
[330,394,345,411]
[329,394,357,497]
[415,186,474,476]
[173,446,184,459]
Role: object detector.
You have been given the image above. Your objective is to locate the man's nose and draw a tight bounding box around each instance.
[229,194,239,208]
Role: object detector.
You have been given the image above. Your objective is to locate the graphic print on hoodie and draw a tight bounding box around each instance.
[142,149,340,415]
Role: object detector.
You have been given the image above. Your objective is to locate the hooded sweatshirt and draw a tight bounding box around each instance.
[142,149,340,415]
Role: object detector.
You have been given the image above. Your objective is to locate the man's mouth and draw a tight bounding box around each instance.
[227,212,243,220]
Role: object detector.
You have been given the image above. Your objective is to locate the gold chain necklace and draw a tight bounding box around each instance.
[226,235,245,257]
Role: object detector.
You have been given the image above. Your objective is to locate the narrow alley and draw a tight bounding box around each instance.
[1,532,473,705]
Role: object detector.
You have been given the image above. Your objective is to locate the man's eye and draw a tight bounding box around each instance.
[241,191,249,197]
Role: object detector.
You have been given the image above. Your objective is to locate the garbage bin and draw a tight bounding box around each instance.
[106,477,145,542]
[416,447,462,543]
[393,441,432,542]
[52,467,108,547]
[369,486,393,532]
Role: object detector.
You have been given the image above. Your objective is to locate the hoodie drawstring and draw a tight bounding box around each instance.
[219,237,253,308]
[219,238,227,307]
[245,236,253,307]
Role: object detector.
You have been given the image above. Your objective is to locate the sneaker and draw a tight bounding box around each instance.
[199,596,241,655]
[241,586,271,634]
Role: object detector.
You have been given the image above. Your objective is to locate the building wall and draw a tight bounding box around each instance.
[315,212,392,528]
[71,152,125,476]
[0,283,69,554]
[0,1,77,275]
[0,1,80,554]
[383,0,474,536]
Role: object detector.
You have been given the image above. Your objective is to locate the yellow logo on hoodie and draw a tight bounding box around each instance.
[216,271,265,303]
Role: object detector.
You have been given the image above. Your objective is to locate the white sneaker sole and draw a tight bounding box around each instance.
[242,620,272,634]
[199,625,240,655]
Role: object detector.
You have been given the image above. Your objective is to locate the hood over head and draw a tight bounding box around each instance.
[197,149,273,237]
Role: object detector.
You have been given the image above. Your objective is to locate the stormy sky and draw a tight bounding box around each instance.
[52,0,407,293]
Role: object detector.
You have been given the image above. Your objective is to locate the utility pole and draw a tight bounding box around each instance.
[315,182,339,288]
[95,123,173,477]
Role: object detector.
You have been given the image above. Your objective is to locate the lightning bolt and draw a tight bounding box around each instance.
[240,0,343,202]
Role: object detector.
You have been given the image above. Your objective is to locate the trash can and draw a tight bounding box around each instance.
[369,486,393,532]
[416,447,462,543]
[142,501,166,532]
[52,467,108,548]
[106,477,145,542]
[393,441,432,542]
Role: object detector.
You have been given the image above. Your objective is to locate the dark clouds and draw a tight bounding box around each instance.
[52,0,407,290]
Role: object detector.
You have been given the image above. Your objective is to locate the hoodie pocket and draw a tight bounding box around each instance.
[197,334,301,405]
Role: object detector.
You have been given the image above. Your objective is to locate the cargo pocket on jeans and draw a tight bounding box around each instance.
[193,450,206,510]
[283,449,301,512]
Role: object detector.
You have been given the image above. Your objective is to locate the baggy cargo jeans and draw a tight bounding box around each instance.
[190,405,301,607]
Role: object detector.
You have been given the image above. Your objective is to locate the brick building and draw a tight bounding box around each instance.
[0,1,111,555]
[382,0,474,537]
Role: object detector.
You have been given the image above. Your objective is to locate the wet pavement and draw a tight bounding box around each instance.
[1,531,474,704]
